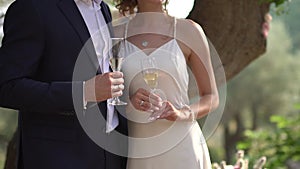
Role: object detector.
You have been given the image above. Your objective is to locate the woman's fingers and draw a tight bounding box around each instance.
[149,93,163,108]
[157,104,171,118]
[130,88,168,114]
[156,102,179,121]
[130,88,153,111]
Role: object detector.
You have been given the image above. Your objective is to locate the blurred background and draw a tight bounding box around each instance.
[0,0,299,168]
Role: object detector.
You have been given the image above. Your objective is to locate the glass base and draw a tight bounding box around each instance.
[147,115,159,122]
[108,97,127,106]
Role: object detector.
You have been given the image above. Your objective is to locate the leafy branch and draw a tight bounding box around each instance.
[237,105,300,169]
[261,0,292,14]
[264,0,291,7]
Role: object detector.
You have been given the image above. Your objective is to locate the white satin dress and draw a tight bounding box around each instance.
[120,18,212,169]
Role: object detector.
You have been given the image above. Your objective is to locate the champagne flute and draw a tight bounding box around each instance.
[142,57,159,91]
[108,37,127,105]
[141,57,166,121]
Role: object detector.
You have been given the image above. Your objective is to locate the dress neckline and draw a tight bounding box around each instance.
[125,39,175,57]
[124,17,177,57]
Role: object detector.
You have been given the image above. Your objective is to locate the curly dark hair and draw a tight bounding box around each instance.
[114,0,169,16]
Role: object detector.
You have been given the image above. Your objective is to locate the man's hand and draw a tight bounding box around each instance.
[84,71,124,102]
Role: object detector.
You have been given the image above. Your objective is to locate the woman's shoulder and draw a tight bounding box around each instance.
[174,17,210,58]
[176,18,204,34]
[112,18,130,38]
[175,18,208,46]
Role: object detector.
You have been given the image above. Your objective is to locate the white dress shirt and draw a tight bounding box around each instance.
[74,0,119,133]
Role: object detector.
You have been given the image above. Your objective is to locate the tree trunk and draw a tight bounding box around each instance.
[251,103,259,130]
[224,113,245,163]
[188,0,271,80]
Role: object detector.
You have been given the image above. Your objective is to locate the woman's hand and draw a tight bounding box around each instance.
[156,101,194,121]
[130,88,163,112]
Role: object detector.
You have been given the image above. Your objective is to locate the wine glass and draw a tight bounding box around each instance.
[141,57,166,121]
[108,37,127,105]
[141,57,159,91]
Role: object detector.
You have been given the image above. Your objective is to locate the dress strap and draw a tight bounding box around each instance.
[124,20,129,39]
[173,17,177,38]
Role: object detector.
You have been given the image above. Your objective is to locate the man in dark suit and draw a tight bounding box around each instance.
[0,0,128,168]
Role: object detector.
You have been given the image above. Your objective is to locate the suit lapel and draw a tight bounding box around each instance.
[57,0,90,44]
[57,0,99,72]
[57,0,113,73]
[100,2,112,25]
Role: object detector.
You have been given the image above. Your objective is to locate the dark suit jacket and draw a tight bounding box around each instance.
[0,0,127,168]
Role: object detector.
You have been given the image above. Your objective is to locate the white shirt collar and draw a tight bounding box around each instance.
[74,0,102,6]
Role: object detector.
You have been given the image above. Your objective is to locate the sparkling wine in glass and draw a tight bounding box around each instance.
[143,68,158,89]
[141,57,166,121]
[141,57,159,90]
[108,37,127,105]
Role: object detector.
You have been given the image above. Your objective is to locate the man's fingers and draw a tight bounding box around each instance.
[111,84,124,92]
[110,71,123,78]
[111,77,124,85]
[111,90,123,98]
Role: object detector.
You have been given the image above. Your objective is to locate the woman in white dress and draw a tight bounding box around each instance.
[113,0,219,169]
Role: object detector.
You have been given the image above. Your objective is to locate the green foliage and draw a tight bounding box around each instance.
[0,108,17,169]
[0,108,17,141]
[294,103,300,110]
[225,20,299,127]
[0,146,5,168]
[0,0,12,6]
[237,110,300,169]
[265,0,290,7]
[274,0,300,53]
[263,0,292,15]
[222,18,300,163]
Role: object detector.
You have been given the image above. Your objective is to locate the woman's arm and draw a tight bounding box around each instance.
[159,19,219,121]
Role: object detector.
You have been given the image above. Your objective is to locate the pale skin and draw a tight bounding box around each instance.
[125,0,219,121]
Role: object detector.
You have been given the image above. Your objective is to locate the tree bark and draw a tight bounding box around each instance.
[188,0,271,80]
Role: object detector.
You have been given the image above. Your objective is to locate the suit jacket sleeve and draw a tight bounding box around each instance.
[0,0,82,113]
